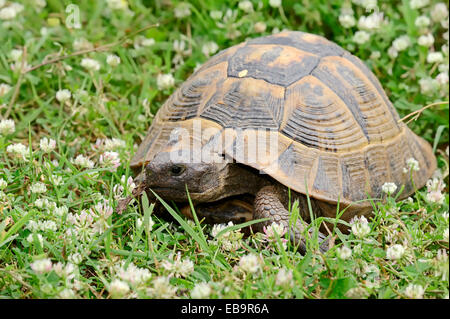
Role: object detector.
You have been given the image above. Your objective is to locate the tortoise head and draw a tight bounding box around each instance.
[144,146,230,202]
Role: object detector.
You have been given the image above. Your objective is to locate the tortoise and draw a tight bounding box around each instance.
[122,31,436,252]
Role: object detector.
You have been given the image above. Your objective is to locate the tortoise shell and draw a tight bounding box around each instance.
[131,31,436,207]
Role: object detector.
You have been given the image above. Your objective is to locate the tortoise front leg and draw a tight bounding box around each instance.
[253,186,329,253]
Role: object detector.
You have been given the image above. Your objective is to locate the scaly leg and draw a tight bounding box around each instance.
[253,186,329,253]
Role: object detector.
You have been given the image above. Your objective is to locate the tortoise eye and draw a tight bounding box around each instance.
[170,164,185,176]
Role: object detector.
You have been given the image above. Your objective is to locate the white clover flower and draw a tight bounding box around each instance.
[68,253,83,265]
[210,222,242,251]
[0,119,15,135]
[404,284,425,299]
[441,45,449,57]
[72,154,94,168]
[427,52,444,64]
[6,143,28,160]
[31,258,52,274]
[263,222,287,243]
[239,254,261,274]
[238,0,253,13]
[357,12,384,31]
[356,0,378,11]
[54,205,68,217]
[0,6,17,20]
[50,174,63,186]
[148,276,177,298]
[415,15,431,28]
[162,253,194,278]
[254,21,267,33]
[191,282,212,298]
[136,216,154,231]
[211,223,228,238]
[442,211,449,221]
[392,35,410,51]
[99,151,120,171]
[353,31,370,44]
[387,46,398,58]
[34,0,47,9]
[157,73,175,90]
[370,51,381,60]
[337,246,352,260]
[346,286,370,298]
[419,77,439,95]
[350,216,371,238]
[433,249,449,281]
[174,2,191,18]
[431,3,448,22]
[410,0,429,9]
[443,228,449,242]
[90,201,113,233]
[27,220,39,232]
[9,3,23,13]
[10,59,31,73]
[73,38,93,51]
[40,220,57,232]
[53,262,77,280]
[339,15,356,28]
[269,0,282,8]
[382,182,397,195]
[426,190,445,204]
[27,233,44,246]
[116,262,152,286]
[81,58,100,71]
[210,10,223,20]
[30,182,47,194]
[173,39,186,53]
[202,41,219,57]
[275,268,293,287]
[0,83,12,97]
[122,175,136,192]
[404,157,420,172]
[106,0,128,10]
[58,288,75,299]
[34,198,49,209]
[106,54,121,67]
[10,49,22,62]
[436,72,449,86]
[55,89,71,103]
[140,37,156,47]
[0,178,7,190]
[386,244,405,260]
[98,137,126,151]
[109,279,130,298]
[135,217,143,229]
[418,33,434,47]
[340,5,354,16]
[39,137,56,152]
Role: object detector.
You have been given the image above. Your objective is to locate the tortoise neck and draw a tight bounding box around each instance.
[221,163,272,197]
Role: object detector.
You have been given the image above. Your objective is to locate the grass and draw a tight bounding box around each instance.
[0,0,449,299]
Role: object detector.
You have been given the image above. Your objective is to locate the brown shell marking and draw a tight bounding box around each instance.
[200,77,285,129]
[227,44,320,86]
[282,75,368,152]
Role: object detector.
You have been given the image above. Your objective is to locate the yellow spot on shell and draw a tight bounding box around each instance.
[238,69,248,77]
